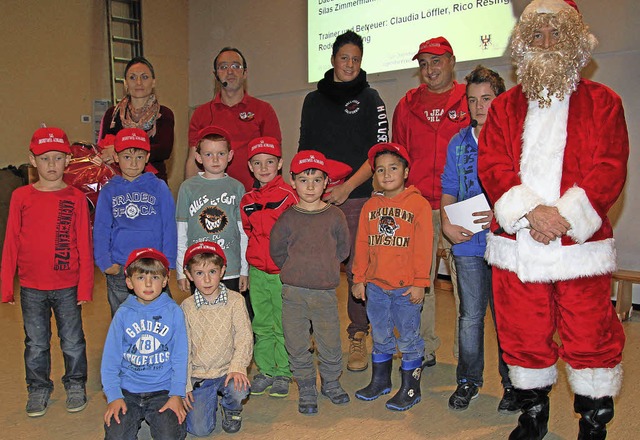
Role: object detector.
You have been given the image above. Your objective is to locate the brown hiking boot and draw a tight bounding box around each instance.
[347,331,368,371]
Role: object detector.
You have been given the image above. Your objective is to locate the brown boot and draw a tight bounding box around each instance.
[347,331,368,371]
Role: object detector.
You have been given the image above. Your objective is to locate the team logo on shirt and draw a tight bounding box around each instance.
[239,111,255,121]
[199,206,228,234]
[378,215,400,237]
[344,99,361,115]
[447,110,468,122]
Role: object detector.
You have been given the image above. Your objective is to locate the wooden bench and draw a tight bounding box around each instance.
[612,269,640,321]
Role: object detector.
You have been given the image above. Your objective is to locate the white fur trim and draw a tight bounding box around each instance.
[485,234,616,282]
[555,186,602,244]
[523,0,574,15]
[566,364,623,398]
[509,365,557,390]
[520,98,569,204]
[494,184,543,234]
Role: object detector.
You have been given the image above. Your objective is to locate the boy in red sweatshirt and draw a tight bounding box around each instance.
[352,142,432,411]
[1,127,94,417]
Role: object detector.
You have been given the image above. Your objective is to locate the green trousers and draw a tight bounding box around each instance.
[249,266,291,377]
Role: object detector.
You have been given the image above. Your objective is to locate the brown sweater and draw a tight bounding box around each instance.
[181,289,253,393]
[269,204,350,290]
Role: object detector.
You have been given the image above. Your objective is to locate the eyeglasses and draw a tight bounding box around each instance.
[217,63,244,72]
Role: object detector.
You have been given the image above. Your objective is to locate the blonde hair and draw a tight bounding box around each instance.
[511,9,597,107]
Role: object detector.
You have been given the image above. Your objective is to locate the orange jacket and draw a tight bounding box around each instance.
[352,186,433,290]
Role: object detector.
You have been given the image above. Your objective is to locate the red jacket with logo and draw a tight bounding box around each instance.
[392,82,468,209]
[240,175,298,274]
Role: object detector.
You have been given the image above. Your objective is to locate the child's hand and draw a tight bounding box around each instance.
[352,283,366,301]
[105,264,121,276]
[403,286,425,304]
[225,372,250,391]
[182,391,194,412]
[178,278,190,293]
[239,275,248,292]
[104,398,127,426]
[159,395,186,424]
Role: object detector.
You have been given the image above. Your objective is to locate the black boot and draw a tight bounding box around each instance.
[385,359,421,411]
[355,354,392,401]
[509,386,552,440]
[297,378,318,415]
[574,394,614,440]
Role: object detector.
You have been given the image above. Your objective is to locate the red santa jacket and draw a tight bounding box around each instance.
[478,79,628,282]
[240,175,298,274]
[392,82,469,209]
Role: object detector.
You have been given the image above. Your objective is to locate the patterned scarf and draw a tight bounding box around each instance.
[110,94,161,137]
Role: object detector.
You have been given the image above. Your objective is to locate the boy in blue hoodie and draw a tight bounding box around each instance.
[101,248,188,440]
[93,128,177,316]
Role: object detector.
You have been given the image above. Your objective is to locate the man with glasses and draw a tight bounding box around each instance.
[185,47,282,190]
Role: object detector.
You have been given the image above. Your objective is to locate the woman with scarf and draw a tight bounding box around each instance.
[98,57,174,182]
[298,31,389,373]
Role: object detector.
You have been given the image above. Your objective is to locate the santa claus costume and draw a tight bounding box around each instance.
[478,1,628,439]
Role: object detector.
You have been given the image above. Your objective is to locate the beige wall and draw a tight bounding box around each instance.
[188,0,640,270]
[0,0,189,196]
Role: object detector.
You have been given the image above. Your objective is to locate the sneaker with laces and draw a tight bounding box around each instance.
[347,331,368,372]
[220,404,243,433]
[250,373,274,395]
[498,386,520,414]
[26,388,51,417]
[269,376,291,398]
[66,384,87,413]
[448,382,479,411]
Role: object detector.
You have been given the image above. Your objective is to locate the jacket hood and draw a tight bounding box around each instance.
[120,291,173,313]
[380,185,423,204]
[317,68,369,102]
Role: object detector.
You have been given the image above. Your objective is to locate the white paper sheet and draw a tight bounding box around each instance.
[442,194,491,235]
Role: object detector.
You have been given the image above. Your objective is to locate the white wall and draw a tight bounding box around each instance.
[188,0,640,298]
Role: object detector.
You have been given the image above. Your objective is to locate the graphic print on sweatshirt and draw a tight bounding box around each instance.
[368,207,413,247]
[54,199,76,271]
[123,316,172,371]
[184,189,240,253]
[112,191,158,219]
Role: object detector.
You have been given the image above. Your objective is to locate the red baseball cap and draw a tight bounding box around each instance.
[115,128,150,152]
[412,36,454,60]
[198,125,232,143]
[124,248,170,275]
[29,127,72,155]
[368,143,411,170]
[290,150,331,175]
[183,241,227,268]
[247,136,282,159]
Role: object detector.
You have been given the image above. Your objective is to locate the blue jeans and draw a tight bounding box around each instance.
[454,255,510,387]
[186,377,249,437]
[20,286,87,393]
[366,283,424,362]
[104,389,186,440]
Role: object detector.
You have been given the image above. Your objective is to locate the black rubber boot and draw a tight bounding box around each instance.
[385,359,422,411]
[297,378,318,415]
[574,394,614,440]
[509,386,552,440]
[355,354,392,401]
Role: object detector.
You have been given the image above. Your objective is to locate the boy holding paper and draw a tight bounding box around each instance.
[440,66,518,413]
